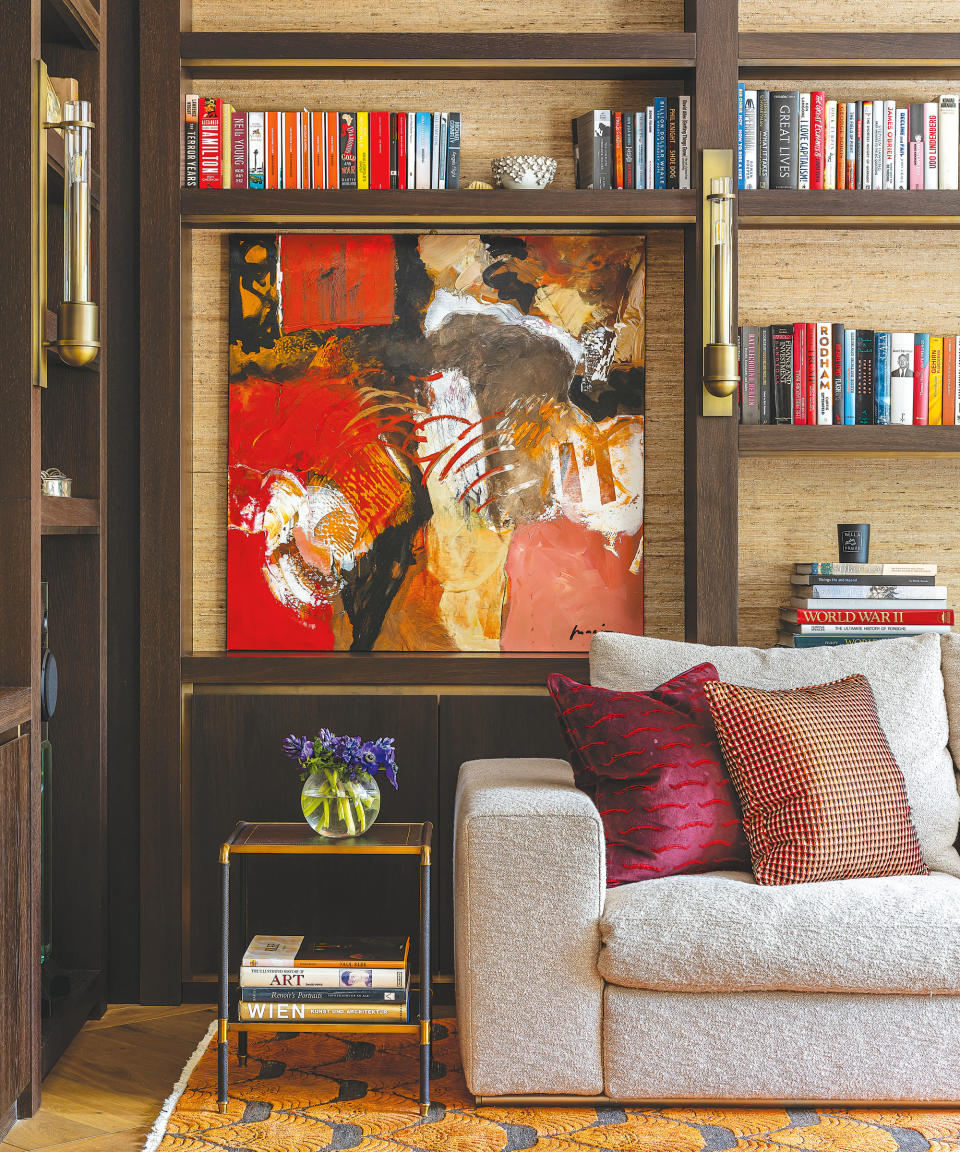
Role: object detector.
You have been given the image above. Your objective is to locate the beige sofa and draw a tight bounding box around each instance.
[454,631,960,1105]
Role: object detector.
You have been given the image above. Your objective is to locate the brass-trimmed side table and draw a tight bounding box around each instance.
[217,820,433,1115]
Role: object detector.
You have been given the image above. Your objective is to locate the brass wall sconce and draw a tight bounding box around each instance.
[35,61,100,388]
[701,151,738,414]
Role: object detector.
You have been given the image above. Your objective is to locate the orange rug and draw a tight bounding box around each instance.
[151,1020,960,1151]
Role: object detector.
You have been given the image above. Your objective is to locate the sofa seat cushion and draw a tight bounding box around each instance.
[598,869,960,993]
[590,632,960,877]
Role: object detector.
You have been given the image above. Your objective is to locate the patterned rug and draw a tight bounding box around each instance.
[152,1020,960,1151]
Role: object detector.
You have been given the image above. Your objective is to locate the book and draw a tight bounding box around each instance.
[369,111,390,190]
[406,113,416,189]
[940,94,960,189]
[738,82,745,188]
[781,607,954,626]
[679,95,692,189]
[248,111,265,189]
[790,596,948,609]
[740,326,759,424]
[914,332,930,426]
[613,111,624,189]
[240,986,407,1003]
[758,325,772,425]
[654,98,667,189]
[445,112,460,189]
[854,101,863,188]
[843,327,856,425]
[770,323,794,424]
[924,101,939,189]
[944,335,957,426]
[310,112,324,189]
[824,98,837,190]
[855,328,875,425]
[438,111,448,190]
[238,1001,409,1023]
[798,91,811,189]
[816,321,832,424]
[895,106,908,189]
[770,92,799,190]
[572,110,611,189]
[623,110,635,189]
[645,106,655,189]
[831,323,845,425]
[777,633,898,648]
[794,562,937,575]
[909,103,924,189]
[389,112,399,189]
[198,97,221,188]
[301,112,312,190]
[861,98,872,189]
[325,112,339,189]
[929,335,944,425]
[890,332,914,424]
[635,111,646,188]
[239,965,407,990]
[872,98,884,188]
[791,572,937,585]
[743,90,758,189]
[431,111,442,188]
[242,935,410,969]
[414,112,431,189]
[836,100,847,189]
[221,103,233,189]
[792,321,807,424]
[338,113,358,188]
[845,100,857,189]
[184,94,199,188]
[805,321,817,420]
[781,622,952,635]
[231,110,248,189]
[874,330,891,425]
[356,111,370,190]
[810,91,825,188]
[757,90,770,189]
[284,111,300,189]
[884,99,896,188]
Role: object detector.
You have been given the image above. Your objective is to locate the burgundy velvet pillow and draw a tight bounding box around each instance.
[547,664,751,886]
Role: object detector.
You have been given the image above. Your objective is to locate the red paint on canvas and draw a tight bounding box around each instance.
[279,235,396,331]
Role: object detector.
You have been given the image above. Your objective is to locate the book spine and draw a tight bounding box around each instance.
[805,321,817,420]
[909,103,924,189]
[797,584,944,597]
[831,322,845,425]
[800,563,937,576]
[339,112,358,189]
[241,987,407,1003]
[955,335,960,425]
[645,106,655,189]
[939,94,960,189]
[741,325,759,424]
[798,91,811,189]
[929,335,944,425]
[301,111,312,190]
[198,97,221,188]
[372,110,391,190]
[914,332,930,425]
[816,321,832,424]
[843,328,857,425]
[613,111,624,189]
[438,111,448,190]
[415,112,431,189]
[389,111,399,190]
[738,82,745,188]
[283,111,299,189]
[788,623,951,635]
[445,112,460,189]
[221,104,232,189]
[265,111,278,189]
[325,113,339,189]
[770,324,794,424]
[238,1001,409,1022]
[654,98,667,189]
[231,110,247,188]
[679,95,691,189]
[861,99,873,189]
[895,106,908,189]
[792,321,807,424]
[239,965,407,989]
[944,334,957,426]
[788,608,954,625]
[623,110,635,188]
[430,111,442,188]
[406,112,416,189]
[635,111,645,188]
[872,98,884,188]
[309,112,323,189]
[743,90,757,189]
[883,99,896,188]
[356,111,370,189]
[836,101,847,189]
[845,100,857,189]
[854,101,863,188]
[770,91,799,189]
[810,90,825,189]
[758,325,772,425]
[777,634,898,648]
[924,101,939,189]
[247,111,265,189]
[874,331,891,425]
[855,329,875,424]
[757,89,770,189]
[184,94,199,188]
[823,98,836,190]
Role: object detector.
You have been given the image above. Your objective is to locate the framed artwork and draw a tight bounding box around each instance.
[227,233,645,651]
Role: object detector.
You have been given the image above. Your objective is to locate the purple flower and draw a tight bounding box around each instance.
[374,737,399,788]
[315,728,336,752]
[358,741,380,770]
[282,734,313,764]
[334,734,362,767]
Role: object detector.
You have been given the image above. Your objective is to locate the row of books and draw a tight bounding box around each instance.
[777,562,953,648]
[737,89,960,191]
[572,101,692,190]
[184,97,461,190]
[738,325,960,427]
[238,935,411,1023]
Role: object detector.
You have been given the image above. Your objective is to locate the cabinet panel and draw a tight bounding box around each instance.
[189,693,438,981]
[0,736,31,1115]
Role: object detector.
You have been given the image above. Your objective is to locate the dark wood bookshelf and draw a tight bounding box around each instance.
[181,31,697,79]
[739,33,960,74]
[40,969,104,1078]
[739,425,960,456]
[738,190,960,228]
[0,688,31,732]
[41,0,99,50]
[40,496,100,534]
[180,188,698,230]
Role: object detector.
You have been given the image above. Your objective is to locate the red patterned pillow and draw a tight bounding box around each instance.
[702,673,928,886]
[547,665,751,887]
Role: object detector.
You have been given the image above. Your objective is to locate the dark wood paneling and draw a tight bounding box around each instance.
[0,737,31,1117]
[188,694,438,983]
[183,653,590,686]
[739,426,960,455]
[739,33,960,69]
[739,190,960,228]
[41,0,100,49]
[40,497,100,533]
[437,695,570,972]
[0,689,31,731]
[139,0,183,1005]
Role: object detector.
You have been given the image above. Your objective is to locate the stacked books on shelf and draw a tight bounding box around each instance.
[778,562,953,648]
[184,98,461,190]
[238,935,411,1023]
[572,101,692,189]
[736,88,960,191]
[737,324,960,426]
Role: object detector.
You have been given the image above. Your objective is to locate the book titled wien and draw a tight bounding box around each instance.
[238,1001,408,1023]
[240,935,409,989]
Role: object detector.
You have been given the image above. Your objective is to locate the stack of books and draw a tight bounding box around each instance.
[738,324,960,426]
[238,935,411,1023]
[184,99,461,190]
[777,562,954,648]
[572,101,692,189]
[737,89,960,190]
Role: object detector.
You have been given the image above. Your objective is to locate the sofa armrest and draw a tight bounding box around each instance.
[454,757,605,1097]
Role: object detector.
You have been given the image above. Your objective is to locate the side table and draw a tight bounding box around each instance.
[218,820,433,1115]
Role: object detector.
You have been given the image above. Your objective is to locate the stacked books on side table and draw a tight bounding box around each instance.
[238,935,411,1023]
[778,562,954,648]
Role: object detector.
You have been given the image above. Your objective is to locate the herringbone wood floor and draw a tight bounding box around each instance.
[3,1005,216,1152]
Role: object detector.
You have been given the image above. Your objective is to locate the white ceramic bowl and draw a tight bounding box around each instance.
[491,155,558,190]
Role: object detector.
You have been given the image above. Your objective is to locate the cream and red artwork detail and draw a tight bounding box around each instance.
[547,663,750,886]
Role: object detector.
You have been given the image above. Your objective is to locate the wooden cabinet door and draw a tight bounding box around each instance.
[0,735,31,1120]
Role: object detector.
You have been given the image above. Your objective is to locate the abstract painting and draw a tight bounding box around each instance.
[227,233,645,651]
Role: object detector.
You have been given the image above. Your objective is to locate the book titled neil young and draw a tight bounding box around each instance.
[240,935,409,989]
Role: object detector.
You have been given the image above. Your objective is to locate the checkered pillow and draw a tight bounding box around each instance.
[702,673,927,885]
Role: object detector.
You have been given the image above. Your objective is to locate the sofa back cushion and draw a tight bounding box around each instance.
[590,632,960,877]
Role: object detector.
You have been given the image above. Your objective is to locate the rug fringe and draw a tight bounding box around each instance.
[141,1019,217,1152]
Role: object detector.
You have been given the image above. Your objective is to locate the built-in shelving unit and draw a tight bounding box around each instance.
[739,426,960,456]
[739,190,960,228]
[0,688,31,733]
[40,496,100,534]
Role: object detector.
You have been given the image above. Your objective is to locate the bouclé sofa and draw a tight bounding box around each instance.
[453,631,960,1104]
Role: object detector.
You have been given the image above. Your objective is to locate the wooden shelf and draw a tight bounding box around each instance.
[46,130,101,208]
[739,33,960,74]
[180,188,696,230]
[41,969,103,1078]
[738,190,960,228]
[0,688,30,731]
[739,425,960,456]
[181,32,697,79]
[41,0,100,50]
[182,652,590,686]
[40,496,100,535]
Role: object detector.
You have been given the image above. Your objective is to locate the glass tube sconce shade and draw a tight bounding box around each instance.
[702,175,739,399]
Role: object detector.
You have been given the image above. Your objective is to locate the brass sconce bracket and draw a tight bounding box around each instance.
[701,149,737,416]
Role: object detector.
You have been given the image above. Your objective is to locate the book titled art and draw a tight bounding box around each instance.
[226,233,646,651]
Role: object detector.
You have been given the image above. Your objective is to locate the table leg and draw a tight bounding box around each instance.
[238,1030,248,1067]
[218,848,230,1114]
[419,846,431,1117]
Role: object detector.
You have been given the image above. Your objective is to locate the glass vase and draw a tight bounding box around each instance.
[301,771,381,838]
